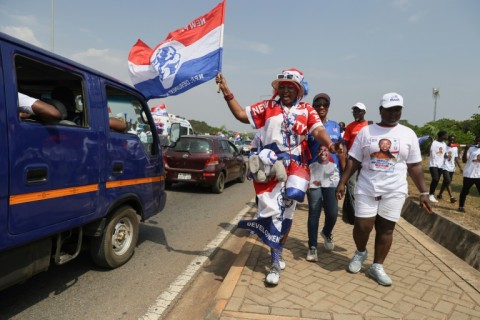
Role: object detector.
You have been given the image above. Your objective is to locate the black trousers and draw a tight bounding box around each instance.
[459,177,480,207]
[429,167,444,195]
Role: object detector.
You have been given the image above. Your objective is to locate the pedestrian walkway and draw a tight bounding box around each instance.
[206,202,480,319]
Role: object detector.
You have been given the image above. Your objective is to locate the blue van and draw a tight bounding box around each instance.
[0,32,167,290]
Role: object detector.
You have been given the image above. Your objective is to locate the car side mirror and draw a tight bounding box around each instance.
[170,123,180,143]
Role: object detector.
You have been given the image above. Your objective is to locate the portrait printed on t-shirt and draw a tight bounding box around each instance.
[309,145,340,188]
[369,137,399,172]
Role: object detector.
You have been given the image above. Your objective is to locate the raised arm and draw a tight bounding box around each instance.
[215,74,249,124]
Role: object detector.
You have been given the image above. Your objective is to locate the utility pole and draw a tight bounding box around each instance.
[432,88,440,121]
[51,0,55,52]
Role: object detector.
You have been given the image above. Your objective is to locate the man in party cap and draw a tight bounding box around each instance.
[216,69,342,285]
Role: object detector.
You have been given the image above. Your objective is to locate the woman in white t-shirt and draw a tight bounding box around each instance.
[428,131,448,202]
[458,136,480,213]
[437,135,463,203]
[335,92,432,286]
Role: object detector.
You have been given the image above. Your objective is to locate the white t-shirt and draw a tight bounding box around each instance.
[349,124,422,197]
[463,146,480,178]
[441,145,459,172]
[429,140,447,168]
[18,93,38,115]
[309,161,340,188]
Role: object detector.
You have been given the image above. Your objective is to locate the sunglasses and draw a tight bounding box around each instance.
[278,84,297,91]
[277,74,294,80]
[313,102,329,108]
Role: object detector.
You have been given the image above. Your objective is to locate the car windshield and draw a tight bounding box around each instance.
[170,138,212,153]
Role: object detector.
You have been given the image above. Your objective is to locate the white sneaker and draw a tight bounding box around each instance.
[368,263,392,286]
[321,231,335,251]
[348,250,368,273]
[429,194,438,203]
[265,264,280,285]
[306,246,318,262]
[279,257,286,270]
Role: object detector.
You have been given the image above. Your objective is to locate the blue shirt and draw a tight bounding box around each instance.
[307,120,342,170]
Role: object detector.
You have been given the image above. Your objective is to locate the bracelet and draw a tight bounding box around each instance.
[419,192,429,196]
[224,93,234,101]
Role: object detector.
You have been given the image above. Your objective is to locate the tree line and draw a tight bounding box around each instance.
[189,113,480,146]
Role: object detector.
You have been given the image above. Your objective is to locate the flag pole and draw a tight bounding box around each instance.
[217,0,226,93]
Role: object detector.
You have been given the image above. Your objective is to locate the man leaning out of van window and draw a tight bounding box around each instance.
[18,92,62,122]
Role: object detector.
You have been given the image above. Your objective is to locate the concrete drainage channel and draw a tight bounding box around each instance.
[401,199,480,271]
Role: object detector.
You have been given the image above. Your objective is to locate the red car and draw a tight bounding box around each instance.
[163,135,247,193]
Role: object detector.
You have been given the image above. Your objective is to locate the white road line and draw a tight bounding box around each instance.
[139,202,253,320]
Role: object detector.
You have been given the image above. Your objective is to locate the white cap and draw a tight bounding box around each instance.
[380,92,403,108]
[352,102,366,110]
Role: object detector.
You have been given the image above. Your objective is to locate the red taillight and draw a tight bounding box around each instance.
[205,154,219,166]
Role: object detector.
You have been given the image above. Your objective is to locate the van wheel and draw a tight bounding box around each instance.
[90,206,139,268]
[212,172,225,193]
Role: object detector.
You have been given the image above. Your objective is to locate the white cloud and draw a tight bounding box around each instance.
[12,14,37,25]
[70,48,130,83]
[0,26,42,46]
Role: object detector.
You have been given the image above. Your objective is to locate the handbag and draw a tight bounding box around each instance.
[285,160,310,202]
[342,182,355,225]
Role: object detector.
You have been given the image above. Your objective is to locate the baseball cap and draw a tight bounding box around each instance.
[380,92,403,108]
[313,93,330,104]
[352,102,366,111]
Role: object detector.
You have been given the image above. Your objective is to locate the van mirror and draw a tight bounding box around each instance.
[170,123,180,143]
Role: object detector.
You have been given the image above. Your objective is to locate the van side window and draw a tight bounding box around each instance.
[14,55,87,126]
[106,85,155,154]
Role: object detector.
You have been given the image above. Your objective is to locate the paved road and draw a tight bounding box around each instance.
[0,180,254,320]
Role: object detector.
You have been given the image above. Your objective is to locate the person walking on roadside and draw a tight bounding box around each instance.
[339,121,346,138]
[341,102,371,224]
[306,93,345,261]
[343,102,370,151]
[428,131,448,203]
[335,92,432,286]
[437,135,463,203]
[216,69,341,286]
[458,135,480,213]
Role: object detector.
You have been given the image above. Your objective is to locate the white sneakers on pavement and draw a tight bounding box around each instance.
[265,263,281,285]
[306,246,318,262]
[348,250,368,273]
[321,231,335,251]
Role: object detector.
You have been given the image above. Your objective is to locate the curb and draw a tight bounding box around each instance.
[401,199,480,270]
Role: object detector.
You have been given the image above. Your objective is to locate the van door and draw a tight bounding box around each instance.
[103,83,163,217]
[7,53,101,236]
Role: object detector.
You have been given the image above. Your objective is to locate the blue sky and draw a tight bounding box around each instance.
[1,0,479,133]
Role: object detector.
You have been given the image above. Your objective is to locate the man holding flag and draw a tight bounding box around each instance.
[216,69,340,285]
[128,1,225,99]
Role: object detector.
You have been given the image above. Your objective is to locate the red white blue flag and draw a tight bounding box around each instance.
[128,1,225,100]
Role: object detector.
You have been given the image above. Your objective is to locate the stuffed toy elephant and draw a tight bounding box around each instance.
[248,149,287,183]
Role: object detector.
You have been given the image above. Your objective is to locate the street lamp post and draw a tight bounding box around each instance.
[51,0,55,52]
[432,88,440,121]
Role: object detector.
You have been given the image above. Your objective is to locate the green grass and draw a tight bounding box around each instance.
[407,157,480,231]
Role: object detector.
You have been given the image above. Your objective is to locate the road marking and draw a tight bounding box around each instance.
[139,201,254,320]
